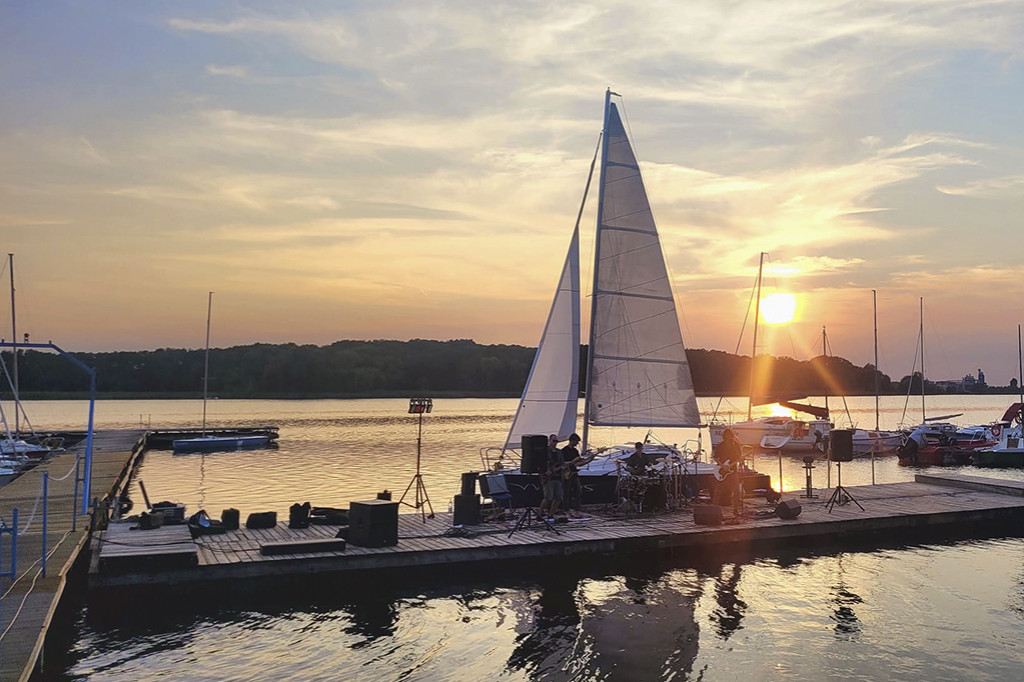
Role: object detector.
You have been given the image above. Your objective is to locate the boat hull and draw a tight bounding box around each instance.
[172,435,270,451]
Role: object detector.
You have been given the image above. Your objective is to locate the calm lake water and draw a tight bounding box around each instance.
[23,395,1024,681]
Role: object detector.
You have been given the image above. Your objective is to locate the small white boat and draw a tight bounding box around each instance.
[172,434,270,451]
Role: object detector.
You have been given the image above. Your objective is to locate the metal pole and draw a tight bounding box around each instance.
[747,252,765,421]
[11,508,18,579]
[9,253,18,435]
[73,456,81,532]
[82,374,95,515]
[872,289,879,486]
[42,472,48,577]
[778,451,783,495]
[582,89,613,457]
[202,291,213,437]
[920,297,926,420]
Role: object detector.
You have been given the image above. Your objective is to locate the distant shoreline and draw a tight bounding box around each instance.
[8,389,1021,401]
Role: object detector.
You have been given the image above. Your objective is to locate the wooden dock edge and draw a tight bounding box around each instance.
[915,473,1024,497]
[18,432,149,682]
[89,503,1024,591]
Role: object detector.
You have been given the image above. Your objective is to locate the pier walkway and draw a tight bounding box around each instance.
[0,430,144,682]
[91,473,1024,590]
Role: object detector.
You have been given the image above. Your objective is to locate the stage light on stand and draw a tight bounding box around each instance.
[399,398,434,522]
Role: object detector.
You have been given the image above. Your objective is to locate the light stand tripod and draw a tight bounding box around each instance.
[825,460,863,513]
[399,398,435,522]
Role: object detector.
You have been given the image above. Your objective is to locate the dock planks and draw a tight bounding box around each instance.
[0,429,146,682]
[91,474,1024,590]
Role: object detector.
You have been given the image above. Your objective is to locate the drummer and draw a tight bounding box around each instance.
[621,442,648,476]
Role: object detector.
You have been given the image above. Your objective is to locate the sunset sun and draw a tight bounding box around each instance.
[760,293,797,325]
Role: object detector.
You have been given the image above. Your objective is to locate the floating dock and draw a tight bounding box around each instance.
[90,473,1024,590]
[0,430,145,682]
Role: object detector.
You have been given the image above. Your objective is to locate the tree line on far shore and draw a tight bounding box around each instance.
[0,339,1015,399]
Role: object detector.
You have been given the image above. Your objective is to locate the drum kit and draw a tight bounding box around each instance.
[615,455,695,514]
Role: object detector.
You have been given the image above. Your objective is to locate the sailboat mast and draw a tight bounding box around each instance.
[1018,324,1022,408]
[8,253,17,435]
[873,290,880,431]
[581,88,613,456]
[919,297,925,420]
[746,252,765,421]
[822,326,829,415]
[202,291,213,437]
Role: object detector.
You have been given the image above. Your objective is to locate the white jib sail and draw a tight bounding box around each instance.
[503,226,581,449]
[588,101,701,428]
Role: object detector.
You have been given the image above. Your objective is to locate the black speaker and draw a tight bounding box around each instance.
[830,429,854,462]
[453,493,481,525]
[349,499,398,547]
[693,504,723,526]
[775,499,802,519]
[521,434,548,474]
[460,472,479,497]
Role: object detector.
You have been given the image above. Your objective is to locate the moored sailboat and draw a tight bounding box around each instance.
[173,292,270,452]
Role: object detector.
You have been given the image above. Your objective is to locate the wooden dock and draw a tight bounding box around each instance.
[90,473,1024,590]
[0,430,145,682]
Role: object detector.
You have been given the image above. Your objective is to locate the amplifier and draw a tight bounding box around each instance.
[349,499,399,547]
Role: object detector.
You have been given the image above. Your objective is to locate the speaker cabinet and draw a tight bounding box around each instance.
[775,499,802,519]
[349,499,398,547]
[460,472,478,497]
[520,434,548,474]
[830,429,854,462]
[693,504,723,526]
[453,493,481,525]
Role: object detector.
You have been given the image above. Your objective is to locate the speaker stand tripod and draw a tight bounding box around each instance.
[508,507,559,538]
[825,461,863,513]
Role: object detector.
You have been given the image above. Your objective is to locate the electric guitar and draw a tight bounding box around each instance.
[562,451,596,479]
[713,458,738,481]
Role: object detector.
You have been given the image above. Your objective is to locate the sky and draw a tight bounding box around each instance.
[2,1,1024,385]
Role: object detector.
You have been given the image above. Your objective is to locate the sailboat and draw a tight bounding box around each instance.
[847,291,902,455]
[896,298,994,466]
[1,253,62,459]
[708,253,831,453]
[479,90,770,506]
[172,292,270,452]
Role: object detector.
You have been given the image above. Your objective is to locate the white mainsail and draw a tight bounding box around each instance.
[586,98,701,429]
[503,226,581,449]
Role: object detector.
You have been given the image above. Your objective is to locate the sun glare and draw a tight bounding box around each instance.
[769,403,793,417]
[760,293,797,325]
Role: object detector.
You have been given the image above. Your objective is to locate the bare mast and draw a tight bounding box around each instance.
[746,252,765,421]
[8,253,17,435]
[202,291,213,437]
[873,290,880,431]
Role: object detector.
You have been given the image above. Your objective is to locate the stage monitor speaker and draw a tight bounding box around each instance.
[775,499,802,519]
[693,504,723,526]
[453,493,481,525]
[520,434,548,474]
[830,429,854,462]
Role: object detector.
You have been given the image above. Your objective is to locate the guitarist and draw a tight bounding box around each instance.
[713,428,742,510]
[560,433,591,518]
[538,434,565,519]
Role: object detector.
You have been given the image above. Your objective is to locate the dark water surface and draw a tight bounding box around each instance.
[24,396,1024,681]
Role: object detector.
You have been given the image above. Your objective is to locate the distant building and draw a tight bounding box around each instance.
[936,369,987,392]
